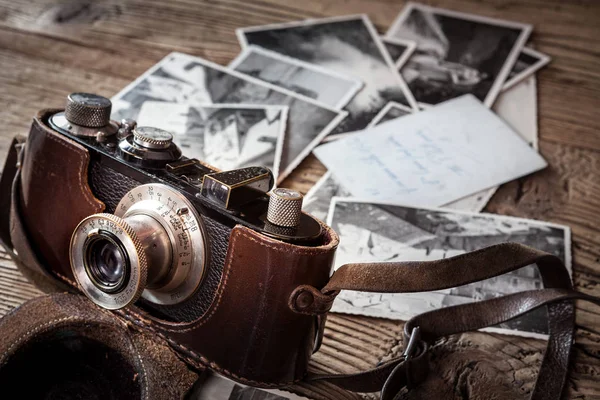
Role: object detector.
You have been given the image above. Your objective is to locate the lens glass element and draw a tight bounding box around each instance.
[84,233,129,293]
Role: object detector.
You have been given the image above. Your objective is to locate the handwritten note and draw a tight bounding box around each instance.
[313,95,547,207]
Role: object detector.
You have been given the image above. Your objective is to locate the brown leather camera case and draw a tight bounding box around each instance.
[3,111,599,400]
[8,111,339,386]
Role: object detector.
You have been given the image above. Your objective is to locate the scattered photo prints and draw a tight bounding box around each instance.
[136,103,287,180]
[192,373,310,399]
[386,2,532,107]
[305,101,410,220]
[229,45,363,110]
[381,36,417,69]
[110,52,347,182]
[502,47,550,91]
[445,75,540,211]
[237,14,419,134]
[367,101,413,127]
[313,95,547,208]
[303,171,350,222]
[327,198,572,338]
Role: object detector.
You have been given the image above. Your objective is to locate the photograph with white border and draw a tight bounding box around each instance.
[110,52,347,182]
[229,45,363,110]
[444,74,539,212]
[303,171,351,222]
[327,197,572,338]
[381,36,417,69]
[237,14,419,134]
[386,2,531,107]
[136,102,287,180]
[305,101,411,221]
[502,47,550,91]
[367,101,413,127]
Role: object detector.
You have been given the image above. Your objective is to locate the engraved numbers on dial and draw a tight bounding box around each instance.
[114,184,207,304]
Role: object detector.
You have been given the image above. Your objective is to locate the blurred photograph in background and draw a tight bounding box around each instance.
[386,3,531,107]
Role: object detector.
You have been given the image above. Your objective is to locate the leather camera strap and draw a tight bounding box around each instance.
[1,138,598,399]
[300,243,600,400]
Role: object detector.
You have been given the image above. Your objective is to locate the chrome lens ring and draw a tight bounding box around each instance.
[115,183,208,306]
[70,213,147,310]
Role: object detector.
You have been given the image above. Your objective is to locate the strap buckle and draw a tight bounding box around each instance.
[402,326,421,361]
[402,326,423,389]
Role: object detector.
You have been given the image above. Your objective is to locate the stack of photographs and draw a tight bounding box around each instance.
[108,1,555,340]
[110,2,549,188]
[326,198,571,338]
[111,53,347,183]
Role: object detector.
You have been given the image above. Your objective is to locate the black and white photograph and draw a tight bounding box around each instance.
[502,47,550,91]
[386,2,532,107]
[445,74,540,212]
[326,198,571,338]
[229,45,363,110]
[192,373,310,400]
[304,99,411,220]
[110,52,347,182]
[303,171,350,222]
[237,14,419,134]
[381,36,417,69]
[136,102,287,179]
[367,101,413,127]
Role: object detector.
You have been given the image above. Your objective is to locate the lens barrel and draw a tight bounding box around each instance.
[83,232,130,293]
[70,184,208,310]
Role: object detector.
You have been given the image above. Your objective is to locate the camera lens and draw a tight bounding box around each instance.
[84,234,129,292]
[70,184,208,310]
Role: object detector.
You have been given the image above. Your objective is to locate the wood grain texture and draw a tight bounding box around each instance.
[0,0,598,398]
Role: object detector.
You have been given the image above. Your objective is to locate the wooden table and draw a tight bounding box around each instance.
[0,1,598,399]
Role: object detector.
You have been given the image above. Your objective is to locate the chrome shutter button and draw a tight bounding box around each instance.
[65,93,112,128]
[267,188,303,228]
[133,126,174,149]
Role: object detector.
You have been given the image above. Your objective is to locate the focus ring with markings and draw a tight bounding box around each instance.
[70,213,148,310]
[70,184,209,309]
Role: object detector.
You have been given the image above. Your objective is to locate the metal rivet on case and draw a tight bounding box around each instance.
[296,291,314,310]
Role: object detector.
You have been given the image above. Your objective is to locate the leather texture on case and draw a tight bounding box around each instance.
[120,224,338,386]
[0,293,198,399]
[88,161,232,322]
[142,212,232,322]
[18,110,104,280]
[89,161,140,213]
[9,111,340,386]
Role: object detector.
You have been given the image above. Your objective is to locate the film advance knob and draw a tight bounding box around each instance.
[65,93,112,128]
[267,188,303,228]
[133,126,174,149]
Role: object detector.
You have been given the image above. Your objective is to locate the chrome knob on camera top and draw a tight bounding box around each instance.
[133,126,174,149]
[267,188,304,228]
[65,93,112,128]
[50,92,119,138]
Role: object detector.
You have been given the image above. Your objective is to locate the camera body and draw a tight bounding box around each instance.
[6,94,339,385]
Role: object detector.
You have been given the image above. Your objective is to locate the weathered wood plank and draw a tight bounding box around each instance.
[0,0,597,399]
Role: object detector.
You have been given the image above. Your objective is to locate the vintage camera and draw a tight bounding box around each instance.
[5,93,339,385]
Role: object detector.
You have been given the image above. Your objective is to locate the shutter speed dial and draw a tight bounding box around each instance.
[133,126,174,149]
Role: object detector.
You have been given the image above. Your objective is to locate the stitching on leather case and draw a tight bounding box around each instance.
[54,271,77,287]
[35,121,103,211]
[2,316,82,361]
[132,336,149,400]
[125,231,241,334]
[234,226,338,256]
[141,225,336,333]
[116,310,303,388]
